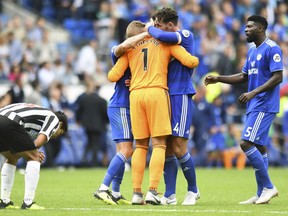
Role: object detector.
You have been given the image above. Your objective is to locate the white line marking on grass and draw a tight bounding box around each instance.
[53,208,288,214]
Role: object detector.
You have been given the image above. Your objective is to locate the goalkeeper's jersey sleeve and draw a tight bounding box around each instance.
[108,36,199,91]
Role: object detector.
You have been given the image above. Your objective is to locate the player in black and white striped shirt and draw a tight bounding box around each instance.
[0,103,68,210]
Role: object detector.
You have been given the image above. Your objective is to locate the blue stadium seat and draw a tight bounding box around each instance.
[69,29,84,45]
[70,29,83,37]
[84,29,96,40]
[79,19,94,30]
[63,18,79,30]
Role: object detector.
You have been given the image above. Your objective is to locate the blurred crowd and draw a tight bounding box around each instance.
[0,0,287,168]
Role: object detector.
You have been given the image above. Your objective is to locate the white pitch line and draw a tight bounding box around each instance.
[50,208,288,214]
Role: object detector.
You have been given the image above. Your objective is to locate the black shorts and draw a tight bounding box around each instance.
[0,115,37,154]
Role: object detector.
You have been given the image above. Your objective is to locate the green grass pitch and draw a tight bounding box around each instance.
[1,167,288,216]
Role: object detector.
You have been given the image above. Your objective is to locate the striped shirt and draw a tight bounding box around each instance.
[0,103,60,140]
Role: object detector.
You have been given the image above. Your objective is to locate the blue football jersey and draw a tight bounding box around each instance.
[108,46,131,108]
[242,39,283,113]
[168,30,196,96]
[148,26,196,96]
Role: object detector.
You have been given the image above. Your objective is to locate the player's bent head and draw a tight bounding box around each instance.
[247,15,268,31]
[153,7,178,25]
[126,20,146,38]
[54,111,68,133]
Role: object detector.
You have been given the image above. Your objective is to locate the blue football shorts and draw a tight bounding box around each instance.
[170,94,194,139]
[241,111,276,146]
[107,107,133,143]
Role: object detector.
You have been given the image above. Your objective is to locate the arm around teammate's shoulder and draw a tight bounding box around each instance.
[114,32,149,57]
[148,26,179,44]
[169,44,199,68]
[108,55,129,82]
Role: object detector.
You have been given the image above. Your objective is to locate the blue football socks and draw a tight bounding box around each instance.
[103,152,127,189]
[111,163,125,193]
[163,156,178,197]
[179,152,197,193]
[245,147,273,190]
[255,153,268,196]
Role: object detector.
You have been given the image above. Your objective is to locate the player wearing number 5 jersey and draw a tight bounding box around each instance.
[205,15,283,205]
[108,20,199,205]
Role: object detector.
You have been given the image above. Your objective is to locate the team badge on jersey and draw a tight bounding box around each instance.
[257,54,262,61]
[273,53,281,62]
[182,30,190,37]
[28,130,38,140]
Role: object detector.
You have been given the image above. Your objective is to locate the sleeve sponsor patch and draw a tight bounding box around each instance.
[181,30,190,38]
[273,53,281,62]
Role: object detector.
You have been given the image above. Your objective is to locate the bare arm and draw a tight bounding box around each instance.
[34,133,48,148]
[238,71,282,104]
[204,72,248,86]
[39,151,45,163]
[0,93,12,107]
[249,71,282,95]
[114,32,149,57]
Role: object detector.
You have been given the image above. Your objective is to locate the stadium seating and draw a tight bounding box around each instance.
[63,18,96,45]
[63,18,78,30]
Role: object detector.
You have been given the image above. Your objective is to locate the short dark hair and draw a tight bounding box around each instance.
[153,7,178,25]
[247,15,268,30]
[54,111,68,132]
